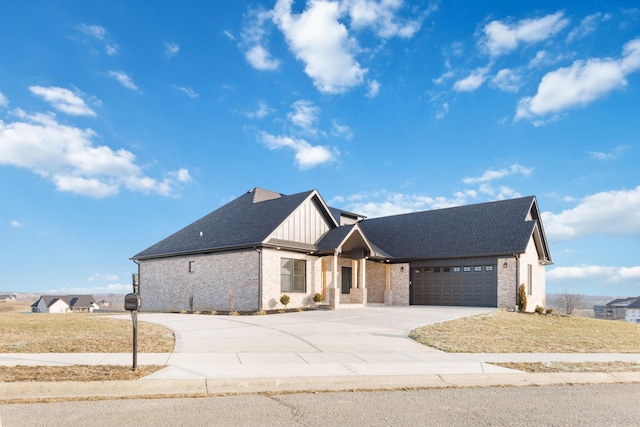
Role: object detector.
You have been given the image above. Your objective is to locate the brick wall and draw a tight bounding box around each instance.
[261,248,321,310]
[139,249,259,312]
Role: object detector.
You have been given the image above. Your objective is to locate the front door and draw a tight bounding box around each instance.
[341,267,352,294]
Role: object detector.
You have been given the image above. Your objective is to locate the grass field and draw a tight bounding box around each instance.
[409,310,640,353]
[0,301,174,353]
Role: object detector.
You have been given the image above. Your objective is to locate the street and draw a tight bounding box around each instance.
[2,383,639,426]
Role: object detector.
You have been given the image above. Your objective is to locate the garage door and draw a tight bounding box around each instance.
[411,265,497,307]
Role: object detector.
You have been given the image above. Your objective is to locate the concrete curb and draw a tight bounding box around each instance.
[3,372,640,401]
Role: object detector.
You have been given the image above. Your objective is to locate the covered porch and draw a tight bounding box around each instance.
[315,224,409,308]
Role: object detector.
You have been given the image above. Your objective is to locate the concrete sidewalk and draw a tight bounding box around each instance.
[2,307,640,400]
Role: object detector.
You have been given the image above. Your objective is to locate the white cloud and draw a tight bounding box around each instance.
[453,66,490,92]
[77,23,106,40]
[0,110,190,198]
[331,120,354,140]
[343,0,422,38]
[107,70,140,91]
[259,131,336,169]
[287,100,320,133]
[491,68,521,92]
[88,273,119,282]
[463,163,533,185]
[333,189,473,218]
[567,12,611,43]
[10,220,24,228]
[48,283,132,294]
[245,45,281,70]
[547,265,640,283]
[516,38,640,121]
[482,12,569,57]
[223,30,235,40]
[0,91,8,108]
[588,145,629,160]
[29,86,96,117]
[105,44,119,56]
[542,185,640,242]
[77,24,118,55]
[366,79,380,98]
[434,101,449,120]
[175,86,199,98]
[245,101,273,119]
[241,8,280,71]
[272,0,367,94]
[164,41,180,59]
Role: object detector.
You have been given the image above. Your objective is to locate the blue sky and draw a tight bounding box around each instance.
[1,1,639,297]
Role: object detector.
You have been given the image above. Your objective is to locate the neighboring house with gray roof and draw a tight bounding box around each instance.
[132,187,552,312]
[31,295,99,313]
[624,298,640,323]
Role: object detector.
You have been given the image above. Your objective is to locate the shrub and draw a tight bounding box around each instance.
[546,308,555,315]
[517,284,527,312]
[534,305,545,314]
[313,293,323,303]
[280,294,290,309]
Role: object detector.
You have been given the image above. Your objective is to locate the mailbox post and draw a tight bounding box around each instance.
[125,286,140,371]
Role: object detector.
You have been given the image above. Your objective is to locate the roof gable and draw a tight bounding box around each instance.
[133,188,324,259]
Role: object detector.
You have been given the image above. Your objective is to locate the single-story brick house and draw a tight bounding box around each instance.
[31,295,99,313]
[132,188,552,312]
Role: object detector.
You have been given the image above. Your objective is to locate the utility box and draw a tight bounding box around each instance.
[124,293,140,311]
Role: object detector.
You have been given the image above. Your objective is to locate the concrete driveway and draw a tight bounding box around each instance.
[139,306,494,354]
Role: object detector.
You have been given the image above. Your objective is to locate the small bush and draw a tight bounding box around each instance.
[534,305,545,314]
[313,293,323,303]
[546,308,555,315]
[280,294,290,308]
[517,284,527,312]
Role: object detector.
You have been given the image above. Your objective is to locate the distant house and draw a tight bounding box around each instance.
[605,297,640,320]
[132,187,552,313]
[624,298,640,324]
[31,295,99,313]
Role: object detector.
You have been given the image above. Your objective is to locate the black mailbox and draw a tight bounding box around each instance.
[124,293,140,311]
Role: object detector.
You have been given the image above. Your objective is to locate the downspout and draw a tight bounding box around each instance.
[133,260,140,294]
[514,254,520,310]
[255,247,262,311]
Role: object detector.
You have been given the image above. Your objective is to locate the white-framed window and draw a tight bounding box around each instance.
[527,264,533,295]
[453,267,461,272]
[281,258,306,293]
[463,266,471,272]
[485,265,494,271]
[188,261,195,273]
[474,266,482,272]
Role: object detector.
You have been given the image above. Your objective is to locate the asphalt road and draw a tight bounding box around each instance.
[2,383,640,426]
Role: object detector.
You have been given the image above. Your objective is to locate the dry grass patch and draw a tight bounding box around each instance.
[0,313,174,353]
[409,310,640,353]
[0,365,164,382]
[492,361,640,373]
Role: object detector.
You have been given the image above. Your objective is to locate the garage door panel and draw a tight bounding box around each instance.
[411,263,497,307]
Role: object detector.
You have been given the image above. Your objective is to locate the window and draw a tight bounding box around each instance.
[281,258,306,293]
[474,266,482,272]
[188,261,195,273]
[443,267,451,273]
[527,264,533,295]
[453,267,461,272]
[463,266,471,272]
[485,265,494,271]
[433,267,440,273]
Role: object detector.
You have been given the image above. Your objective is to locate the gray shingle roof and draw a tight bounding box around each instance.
[133,189,548,263]
[133,188,316,259]
[358,196,539,260]
[31,295,96,309]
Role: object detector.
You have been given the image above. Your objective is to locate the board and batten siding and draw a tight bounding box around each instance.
[267,196,332,245]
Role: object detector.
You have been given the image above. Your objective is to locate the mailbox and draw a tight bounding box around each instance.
[124,293,140,311]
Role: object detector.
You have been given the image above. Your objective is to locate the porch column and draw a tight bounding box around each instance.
[327,254,340,309]
[384,263,393,305]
